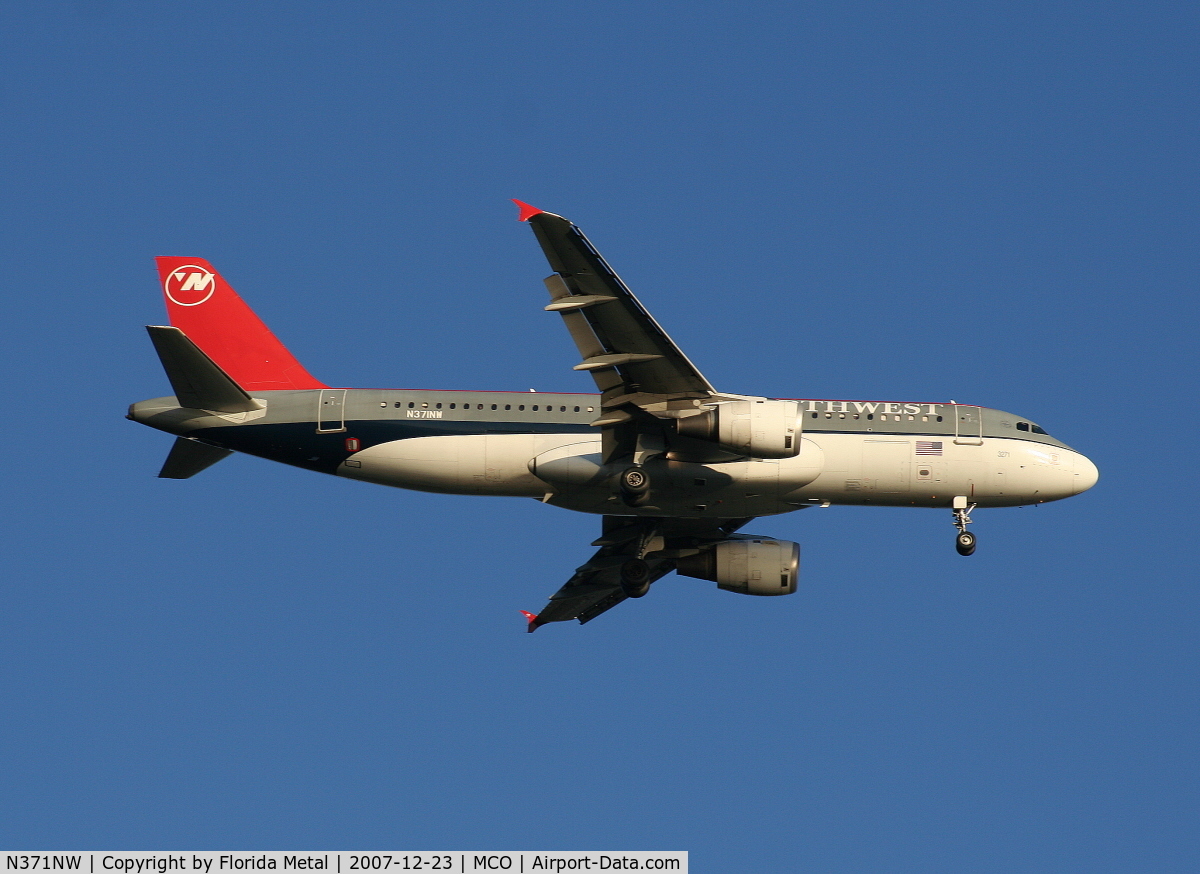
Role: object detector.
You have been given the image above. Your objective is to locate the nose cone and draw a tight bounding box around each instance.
[1072,453,1099,495]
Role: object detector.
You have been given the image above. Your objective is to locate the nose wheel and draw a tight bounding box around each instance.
[955,531,977,556]
[952,496,977,556]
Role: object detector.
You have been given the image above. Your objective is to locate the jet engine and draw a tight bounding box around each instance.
[676,536,799,595]
[675,399,801,458]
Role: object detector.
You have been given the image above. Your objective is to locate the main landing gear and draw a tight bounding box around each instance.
[952,496,977,556]
[620,558,652,598]
[614,465,654,596]
[619,466,651,508]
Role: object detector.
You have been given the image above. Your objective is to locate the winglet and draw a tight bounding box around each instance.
[520,610,541,633]
[512,200,544,222]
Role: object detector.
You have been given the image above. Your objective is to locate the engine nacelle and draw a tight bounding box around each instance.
[675,399,801,458]
[676,536,799,596]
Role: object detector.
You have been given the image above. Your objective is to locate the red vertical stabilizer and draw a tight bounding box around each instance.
[155,257,327,392]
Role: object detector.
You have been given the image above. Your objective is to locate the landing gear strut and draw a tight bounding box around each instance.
[952,496,977,556]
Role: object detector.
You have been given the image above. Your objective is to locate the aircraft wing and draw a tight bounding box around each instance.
[524,515,752,631]
[517,202,717,420]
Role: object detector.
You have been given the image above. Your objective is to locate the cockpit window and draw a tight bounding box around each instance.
[1016,422,1029,431]
[1031,424,1048,435]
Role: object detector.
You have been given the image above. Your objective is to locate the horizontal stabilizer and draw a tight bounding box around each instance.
[146,326,263,413]
[158,437,233,479]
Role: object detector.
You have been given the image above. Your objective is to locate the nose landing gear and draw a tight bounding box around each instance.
[952,496,977,556]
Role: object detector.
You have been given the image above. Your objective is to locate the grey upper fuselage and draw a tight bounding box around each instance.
[131,389,1072,450]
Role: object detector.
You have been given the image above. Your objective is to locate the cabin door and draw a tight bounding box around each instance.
[953,406,984,445]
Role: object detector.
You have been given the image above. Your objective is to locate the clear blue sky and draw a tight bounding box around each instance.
[2,3,1196,870]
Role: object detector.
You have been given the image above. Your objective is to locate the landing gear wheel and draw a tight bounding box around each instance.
[620,559,652,598]
[620,467,648,491]
[619,466,651,508]
[955,531,977,556]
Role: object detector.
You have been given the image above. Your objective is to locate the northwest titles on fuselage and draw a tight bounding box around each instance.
[806,400,939,415]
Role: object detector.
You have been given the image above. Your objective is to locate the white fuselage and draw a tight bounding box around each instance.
[336,422,1097,518]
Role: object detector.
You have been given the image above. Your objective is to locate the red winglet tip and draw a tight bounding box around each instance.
[519,610,540,632]
[512,199,543,222]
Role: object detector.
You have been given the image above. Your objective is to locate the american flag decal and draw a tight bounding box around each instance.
[916,441,943,455]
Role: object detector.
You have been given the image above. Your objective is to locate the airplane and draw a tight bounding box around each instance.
[127,200,1099,631]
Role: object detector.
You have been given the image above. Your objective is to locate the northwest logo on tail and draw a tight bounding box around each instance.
[164,267,215,306]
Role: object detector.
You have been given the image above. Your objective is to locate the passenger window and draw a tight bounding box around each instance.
[519,405,525,411]
[408,402,415,408]
[436,403,442,409]
[505,404,511,410]
[491,404,497,410]
[574,406,580,412]
[449,403,455,409]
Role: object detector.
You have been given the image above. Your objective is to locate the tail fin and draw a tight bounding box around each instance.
[155,257,327,392]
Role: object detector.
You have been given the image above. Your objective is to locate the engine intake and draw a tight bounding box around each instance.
[675,399,800,458]
[676,536,799,596]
